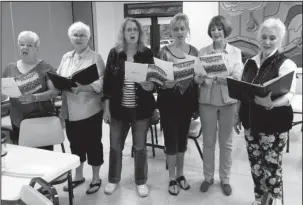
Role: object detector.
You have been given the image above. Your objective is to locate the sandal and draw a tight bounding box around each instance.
[168,180,179,196]
[63,178,85,192]
[176,176,190,190]
[86,179,102,195]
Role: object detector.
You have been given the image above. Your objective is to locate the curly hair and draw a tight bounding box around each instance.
[18,31,40,47]
[115,17,146,53]
[68,21,91,38]
[257,17,286,44]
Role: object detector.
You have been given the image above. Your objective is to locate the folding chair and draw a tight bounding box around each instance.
[1,99,15,144]
[2,177,59,205]
[286,94,302,153]
[188,117,203,161]
[18,116,74,205]
[131,109,165,157]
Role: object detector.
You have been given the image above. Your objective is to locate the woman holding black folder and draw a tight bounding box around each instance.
[234,18,297,205]
[102,17,155,197]
[56,22,106,195]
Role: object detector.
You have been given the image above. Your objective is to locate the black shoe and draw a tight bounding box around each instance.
[221,183,232,196]
[168,180,179,196]
[200,179,214,192]
[176,176,190,190]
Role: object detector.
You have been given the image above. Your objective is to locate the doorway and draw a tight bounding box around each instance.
[124,2,182,55]
[137,17,173,55]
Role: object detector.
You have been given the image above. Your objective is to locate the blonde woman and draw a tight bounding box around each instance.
[157,13,199,196]
[102,17,155,197]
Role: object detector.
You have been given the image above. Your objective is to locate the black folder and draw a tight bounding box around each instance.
[48,64,98,90]
[227,71,294,102]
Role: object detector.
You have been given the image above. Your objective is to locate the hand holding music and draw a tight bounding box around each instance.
[163,80,177,89]
[254,91,274,110]
[140,81,154,91]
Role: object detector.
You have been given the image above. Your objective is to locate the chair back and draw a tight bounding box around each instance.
[20,185,54,205]
[188,117,202,138]
[19,116,65,147]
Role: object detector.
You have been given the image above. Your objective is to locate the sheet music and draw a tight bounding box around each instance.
[199,53,228,76]
[1,78,22,97]
[125,61,149,83]
[153,57,174,81]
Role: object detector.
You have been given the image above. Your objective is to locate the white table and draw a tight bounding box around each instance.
[1,144,80,201]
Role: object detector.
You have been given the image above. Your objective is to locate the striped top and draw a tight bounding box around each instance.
[121,78,136,108]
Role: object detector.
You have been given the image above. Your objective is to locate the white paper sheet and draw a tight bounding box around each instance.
[1,78,22,97]
[125,61,148,83]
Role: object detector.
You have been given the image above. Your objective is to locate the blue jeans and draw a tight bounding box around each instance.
[108,108,150,185]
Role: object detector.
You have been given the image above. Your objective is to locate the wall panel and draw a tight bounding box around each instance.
[1,2,73,71]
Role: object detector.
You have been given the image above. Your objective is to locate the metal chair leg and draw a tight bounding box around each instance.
[286,132,290,153]
[67,171,74,205]
[131,146,134,158]
[154,125,158,144]
[150,126,155,157]
[194,138,203,161]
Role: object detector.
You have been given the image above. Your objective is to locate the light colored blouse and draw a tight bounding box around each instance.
[198,43,243,105]
[56,47,105,121]
[251,49,297,105]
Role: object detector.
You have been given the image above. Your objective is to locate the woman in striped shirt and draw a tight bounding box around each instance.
[102,17,156,198]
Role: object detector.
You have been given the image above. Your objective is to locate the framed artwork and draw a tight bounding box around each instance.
[219,2,302,66]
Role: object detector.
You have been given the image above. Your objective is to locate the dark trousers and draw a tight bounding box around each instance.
[65,111,104,166]
[245,129,287,201]
[160,113,192,155]
[108,108,150,185]
[12,123,53,151]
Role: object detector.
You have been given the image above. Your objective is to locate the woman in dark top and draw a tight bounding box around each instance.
[2,31,57,149]
[234,18,297,205]
[102,17,156,197]
[157,13,199,196]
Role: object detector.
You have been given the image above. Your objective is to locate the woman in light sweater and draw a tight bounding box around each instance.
[195,15,243,196]
[57,21,105,195]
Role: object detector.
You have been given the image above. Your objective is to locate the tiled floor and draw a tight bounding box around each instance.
[52,112,302,205]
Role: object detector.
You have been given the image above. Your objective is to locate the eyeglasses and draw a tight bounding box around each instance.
[125,28,139,33]
[72,33,88,39]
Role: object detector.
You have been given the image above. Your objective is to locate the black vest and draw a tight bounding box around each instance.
[240,51,293,134]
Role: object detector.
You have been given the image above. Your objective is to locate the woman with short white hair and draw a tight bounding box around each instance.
[3,31,58,149]
[56,21,106,195]
[234,17,297,205]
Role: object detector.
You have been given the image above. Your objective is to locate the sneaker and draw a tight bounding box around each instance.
[104,183,118,195]
[220,183,232,196]
[136,184,149,197]
[200,179,214,192]
[271,198,283,205]
[250,201,261,205]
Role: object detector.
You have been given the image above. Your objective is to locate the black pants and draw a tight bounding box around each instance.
[160,112,192,155]
[65,111,104,166]
[11,123,53,151]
